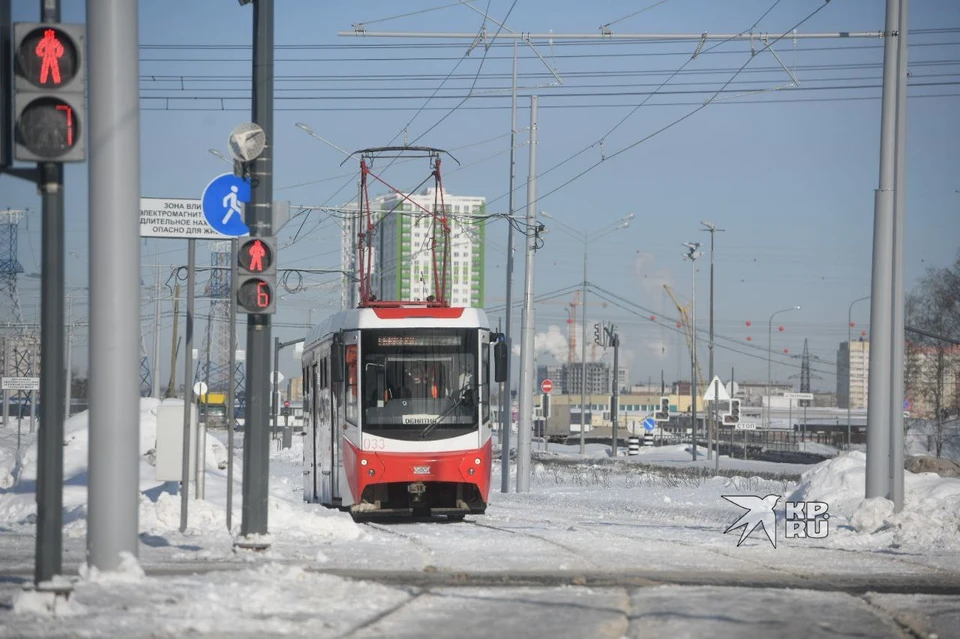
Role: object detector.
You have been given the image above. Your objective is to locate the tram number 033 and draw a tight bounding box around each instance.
[362,438,386,451]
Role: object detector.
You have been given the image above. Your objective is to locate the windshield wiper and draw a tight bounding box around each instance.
[419,382,473,439]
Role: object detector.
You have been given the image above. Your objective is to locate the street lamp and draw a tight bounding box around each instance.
[847,295,870,447]
[767,306,801,429]
[541,211,634,455]
[683,242,702,461]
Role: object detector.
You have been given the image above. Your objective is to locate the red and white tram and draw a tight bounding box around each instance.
[300,146,505,519]
[301,305,501,518]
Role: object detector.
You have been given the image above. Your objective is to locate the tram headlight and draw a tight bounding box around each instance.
[474,457,481,465]
[361,459,368,466]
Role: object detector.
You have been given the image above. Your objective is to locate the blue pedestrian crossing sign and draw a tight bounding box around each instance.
[201,173,251,237]
[643,417,656,431]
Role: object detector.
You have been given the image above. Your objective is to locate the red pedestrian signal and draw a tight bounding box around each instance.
[236,236,277,314]
[13,23,86,162]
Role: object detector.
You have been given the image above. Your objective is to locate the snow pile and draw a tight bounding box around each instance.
[0,399,362,545]
[790,451,960,549]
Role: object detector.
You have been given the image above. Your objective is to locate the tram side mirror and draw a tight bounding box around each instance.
[330,334,344,383]
[494,336,508,383]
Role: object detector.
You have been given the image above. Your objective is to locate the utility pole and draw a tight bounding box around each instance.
[87,0,142,573]
[866,0,904,504]
[700,221,723,462]
[166,283,180,398]
[889,0,908,513]
[152,251,162,398]
[240,0,275,543]
[500,39,518,494]
[611,330,620,457]
[516,95,538,494]
[683,242,701,461]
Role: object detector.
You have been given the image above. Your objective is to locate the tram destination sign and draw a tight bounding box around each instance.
[140,198,230,240]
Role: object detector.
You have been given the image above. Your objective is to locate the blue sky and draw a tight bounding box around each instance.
[3,0,959,393]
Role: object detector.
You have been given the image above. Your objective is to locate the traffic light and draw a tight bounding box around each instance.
[654,396,670,422]
[236,236,276,314]
[13,23,85,162]
[723,399,741,426]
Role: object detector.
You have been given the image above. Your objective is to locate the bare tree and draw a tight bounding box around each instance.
[905,252,960,457]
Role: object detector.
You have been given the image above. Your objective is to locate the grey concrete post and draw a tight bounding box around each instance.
[516,95,538,494]
[889,0,908,511]
[866,0,901,500]
[86,0,141,571]
[500,39,518,494]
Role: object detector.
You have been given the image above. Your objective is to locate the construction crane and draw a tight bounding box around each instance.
[663,284,705,391]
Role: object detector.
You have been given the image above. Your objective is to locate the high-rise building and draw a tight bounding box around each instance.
[341,188,486,307]
[838,339,870,409]
[538,362,630,395]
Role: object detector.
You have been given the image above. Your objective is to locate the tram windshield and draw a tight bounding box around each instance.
[361,328,478,438]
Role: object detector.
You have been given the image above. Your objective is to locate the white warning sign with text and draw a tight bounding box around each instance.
[140,198,229,240]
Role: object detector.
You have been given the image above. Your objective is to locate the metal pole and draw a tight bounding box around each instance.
[152,250,162,398]
[500,39,518,494]
[579,243,587,455]
[35,158,65,585]
[179,239,196,532]
[273,336,280,439]
[226,238,238,531]
[516,95,538,494]
[890,0,908,512]
[866,0,901,500]
[241,0,275,539]
[86,0,141,572]
[689,255,697,461]
[64,321,71,418]
[611,333,619,457]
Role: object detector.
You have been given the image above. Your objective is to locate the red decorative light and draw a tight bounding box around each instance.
[676,322,682,329]
[861,330,867,337]
[746,336,752,342]
[650,315,656,321]
[745,320,752,327]
[849,321,856,328]
[783,348,789,354]
[778,326,785,332]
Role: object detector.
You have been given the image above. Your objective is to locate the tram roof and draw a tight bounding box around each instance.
[305,306,490,345]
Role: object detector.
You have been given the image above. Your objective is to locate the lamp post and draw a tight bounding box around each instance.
[847,295,870,447]
[683,242,702,461]
[541,211,634,455]
[700,221,724,462]
[767,306,801,429]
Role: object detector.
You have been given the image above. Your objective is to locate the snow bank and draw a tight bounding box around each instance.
[789,451,960,549]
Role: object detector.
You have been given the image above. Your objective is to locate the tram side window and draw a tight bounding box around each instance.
[345,345,358,423]
[482,339,490,422]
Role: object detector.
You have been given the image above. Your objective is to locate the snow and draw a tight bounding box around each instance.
[1,399,959,637]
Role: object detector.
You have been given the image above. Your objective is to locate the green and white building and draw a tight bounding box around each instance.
[343,188,486,308]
